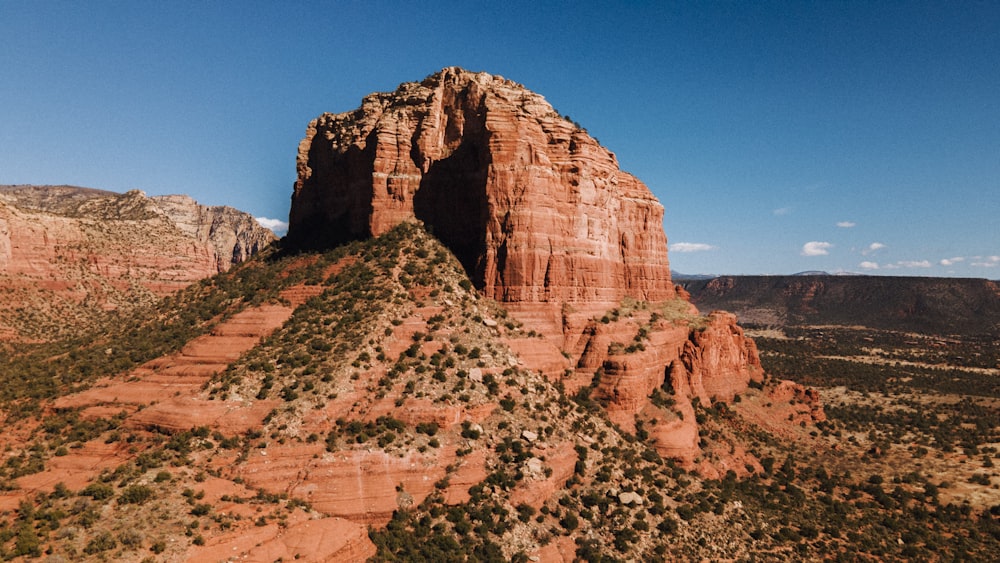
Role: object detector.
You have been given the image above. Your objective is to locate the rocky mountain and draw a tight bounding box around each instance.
[289,67,672,307]
[0,222,825,561]
[0,185,275,340]
[682,274,1000,337]
[4,69,991,562]
[288,67,814,466]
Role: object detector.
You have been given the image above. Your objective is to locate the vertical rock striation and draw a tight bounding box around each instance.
[289,67,673,305]
[289,68,821,469]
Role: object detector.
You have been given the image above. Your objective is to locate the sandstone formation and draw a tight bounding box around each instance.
[0,71,833,561]
[0,185,275,340]
[679,311,763,404]
[149,193,275,271]
[187,512,375,562]
[289,67,673,305]
[52,281,325,419]
[562,305,773,463]
[289,68,821,472]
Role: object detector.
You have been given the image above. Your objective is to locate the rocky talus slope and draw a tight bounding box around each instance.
[0,185,275,340]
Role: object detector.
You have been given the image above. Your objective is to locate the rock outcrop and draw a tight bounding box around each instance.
[289,67,673,305]
[679,311,763,404]
[289,68,822,471]
[148,193,276,271]
[0,185,275,340]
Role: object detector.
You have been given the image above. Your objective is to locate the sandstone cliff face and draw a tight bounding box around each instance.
[289,67,673,304]
[0,185,275,340]
[289,69,820,472]
[679,311,764,404]
[150,194,275,271]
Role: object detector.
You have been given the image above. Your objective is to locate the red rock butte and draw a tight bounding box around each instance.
[289,67,674,305]
[286,67,822,471]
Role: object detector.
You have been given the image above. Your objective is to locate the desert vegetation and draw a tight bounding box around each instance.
[0,224,996,560]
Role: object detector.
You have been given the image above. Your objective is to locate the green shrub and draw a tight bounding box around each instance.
[416,422,439,436]
[84,531,117,554]
[13,525,41,557]
[119,484,153,505]
[80,482,115,500]
[560,512,580,531]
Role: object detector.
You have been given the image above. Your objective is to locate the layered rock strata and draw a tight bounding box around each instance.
[289,67,673,305]
[0,186,275,339]
[290,68,822,469]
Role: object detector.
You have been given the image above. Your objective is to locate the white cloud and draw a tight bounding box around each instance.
[670,242,717,253]
[883,260,931,269]
[772,207,792,216]
[859,261,879,270]
[256,217,289,235]
[939,256,965,266]
[801,241,833,256]
[971,256,1000,267]
[862,242,886,256]
[836,221,856,228]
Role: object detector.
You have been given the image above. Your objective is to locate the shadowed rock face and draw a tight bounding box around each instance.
[290,67,673,305]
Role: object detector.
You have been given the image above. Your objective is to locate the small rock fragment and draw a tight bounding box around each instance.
[526,457,543,474]
[618,491,643,505]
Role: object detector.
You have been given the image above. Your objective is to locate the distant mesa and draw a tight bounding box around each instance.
[682,274,1000,337]
[670,270,717,281]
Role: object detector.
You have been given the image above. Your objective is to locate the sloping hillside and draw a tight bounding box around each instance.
[0,224,994,561]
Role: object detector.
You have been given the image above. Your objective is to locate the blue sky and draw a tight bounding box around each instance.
[2,1,997,277]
